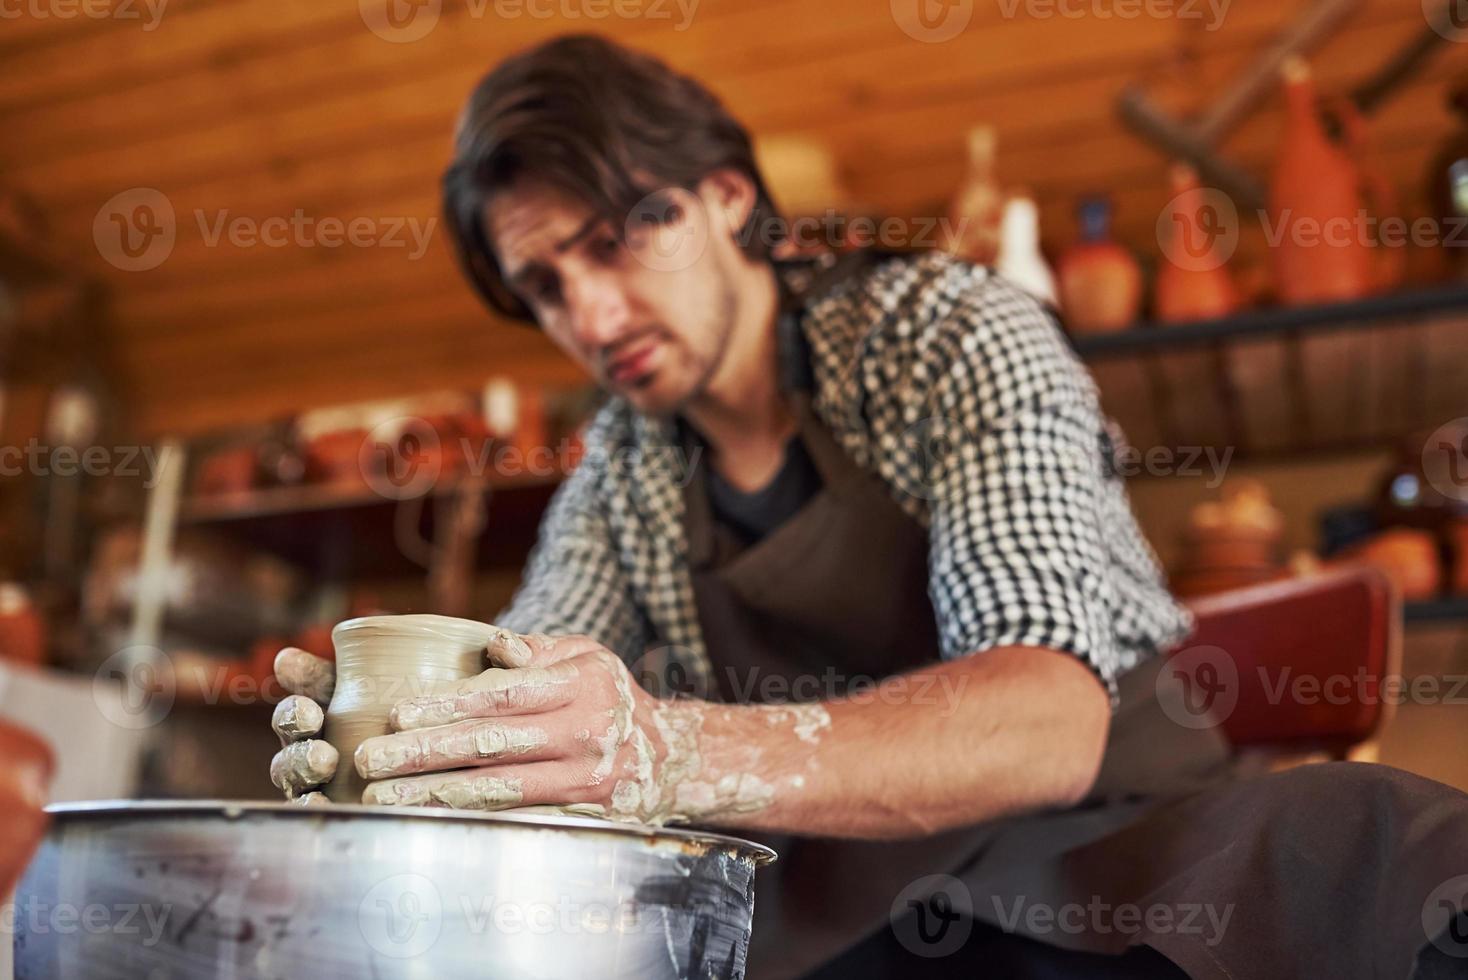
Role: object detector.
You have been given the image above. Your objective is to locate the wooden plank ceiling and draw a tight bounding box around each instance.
[1,0,1461,436]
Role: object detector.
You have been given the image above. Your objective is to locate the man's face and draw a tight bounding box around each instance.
[487,179,741,416]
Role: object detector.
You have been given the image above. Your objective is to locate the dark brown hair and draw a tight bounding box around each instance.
[442,34,784,323]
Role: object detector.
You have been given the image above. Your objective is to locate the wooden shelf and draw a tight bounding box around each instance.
[1070,284,1468,359]
[1069,285,1468,459]
[179,473,562,580]
[1405,596,1468,626]
[180,470,560,524]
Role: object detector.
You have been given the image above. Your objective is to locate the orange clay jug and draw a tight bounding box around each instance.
[1155,165,1241,323]
[1269,58,1377,305]
[1058,197,1142,334]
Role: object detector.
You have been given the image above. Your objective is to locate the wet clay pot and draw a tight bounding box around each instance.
[322,615,494,804]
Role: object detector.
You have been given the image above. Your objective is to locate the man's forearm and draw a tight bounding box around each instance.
[674,646,1112,839]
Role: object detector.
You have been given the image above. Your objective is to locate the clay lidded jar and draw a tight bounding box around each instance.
[1058,196,1142,334]
[1155,164,1242,323]
[323,614,495,804]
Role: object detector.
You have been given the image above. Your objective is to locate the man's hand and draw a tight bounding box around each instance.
[352,634,697,822]
[269,648,338,804]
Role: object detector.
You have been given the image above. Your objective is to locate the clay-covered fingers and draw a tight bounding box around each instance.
[389,661,580,732]
[273,647,336,704]
[361,767,530,809]
[360,764,599,813]
[486,630,605,670]
[272,696,324,744]
[354,717,565,782]
[270,740,339,799]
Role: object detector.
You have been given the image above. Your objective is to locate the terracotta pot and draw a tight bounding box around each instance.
[1058,197,1142,334]
[1270,58,1375,306]
[1155,165,1241,323]
[1450,520,1468,596]
[0,583,46,667]
[193,445,257,497]
[1339,528,1442,602]
[0,720,53,895]
[304,428,370,487]
[1171,565,1282,600]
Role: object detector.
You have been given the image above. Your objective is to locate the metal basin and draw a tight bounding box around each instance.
[13,801,776,980]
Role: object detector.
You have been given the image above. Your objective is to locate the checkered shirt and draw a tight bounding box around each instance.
[496,251,1192,701]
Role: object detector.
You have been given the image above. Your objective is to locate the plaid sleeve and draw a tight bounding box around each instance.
[494,444,649,659]
[917,274,1140,693]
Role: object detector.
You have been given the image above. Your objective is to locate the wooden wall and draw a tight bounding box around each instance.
[1,0,1462,436]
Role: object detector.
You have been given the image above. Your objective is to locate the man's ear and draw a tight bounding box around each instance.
[696,168,758,244]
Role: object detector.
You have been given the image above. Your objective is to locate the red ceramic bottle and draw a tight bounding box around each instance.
[1270,58,1374,305]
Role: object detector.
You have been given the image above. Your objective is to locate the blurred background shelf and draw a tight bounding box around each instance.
[1404,595,1468,625]
[1072,284,1468,460]
[178,472,562,580]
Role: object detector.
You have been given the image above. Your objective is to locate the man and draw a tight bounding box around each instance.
[269,34,1468,979]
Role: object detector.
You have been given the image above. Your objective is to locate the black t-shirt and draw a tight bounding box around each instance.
[705,436,823,545]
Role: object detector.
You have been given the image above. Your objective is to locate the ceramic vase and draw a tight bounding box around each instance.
[944,125,1004,265]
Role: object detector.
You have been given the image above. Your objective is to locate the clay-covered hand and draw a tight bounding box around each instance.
[352,633,701,824]
[268,647,339,805]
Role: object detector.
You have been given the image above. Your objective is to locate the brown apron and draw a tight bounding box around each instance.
[683,383,1235,979]
[681,256,1468,978]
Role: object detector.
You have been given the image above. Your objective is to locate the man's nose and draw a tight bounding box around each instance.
[566,273,632,350]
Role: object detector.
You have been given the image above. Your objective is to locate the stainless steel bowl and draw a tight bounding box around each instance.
[13,801,776,980]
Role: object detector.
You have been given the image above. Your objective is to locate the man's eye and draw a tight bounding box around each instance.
[590,235,622,261]
[530,278,561,306]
